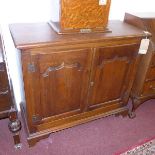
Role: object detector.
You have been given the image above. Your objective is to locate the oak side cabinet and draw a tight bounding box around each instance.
[9,21,145,147]
[124,12,155,116]
[0,32,21,148]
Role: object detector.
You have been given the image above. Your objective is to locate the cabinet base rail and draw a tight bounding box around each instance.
[20,103,129,147]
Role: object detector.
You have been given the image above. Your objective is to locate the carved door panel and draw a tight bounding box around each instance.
[26,49,92,125]
[88,44,139,110]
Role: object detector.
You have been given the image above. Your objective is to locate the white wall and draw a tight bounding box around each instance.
[1,0,155,23]
[0,0,155,110]
[0,0,53,23]
[110,0,155,20]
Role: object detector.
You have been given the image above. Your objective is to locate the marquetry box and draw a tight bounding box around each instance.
[49,0,111,34]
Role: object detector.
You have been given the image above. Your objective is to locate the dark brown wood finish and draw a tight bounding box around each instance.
[9,21,145,50]
[9,20,145,146]
[0,33,21,148]
[0,34,12,118]
[88,44,139,110]
[124,13,155,43]
[124,12,155,116]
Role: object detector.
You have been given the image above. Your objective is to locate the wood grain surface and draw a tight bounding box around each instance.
[9,21,145,50]
[61,0,111,30]
[9,21,145,146]
[124,12,155,113]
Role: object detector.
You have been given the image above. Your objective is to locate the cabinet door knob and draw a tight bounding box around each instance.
[150,85,155,90]
[90,82,94,87]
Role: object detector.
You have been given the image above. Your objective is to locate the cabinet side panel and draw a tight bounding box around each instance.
[124,13,145,30]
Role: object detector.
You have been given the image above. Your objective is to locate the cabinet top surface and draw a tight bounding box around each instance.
[9,20,145,50]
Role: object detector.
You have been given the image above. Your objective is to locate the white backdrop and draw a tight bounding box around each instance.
[0,0,155,23]
[0,0,154,109]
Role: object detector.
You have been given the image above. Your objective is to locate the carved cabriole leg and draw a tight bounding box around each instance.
[128,109,136,119]
[114,108,129,118]
[8,107,22,149]
[128,97,141,119]
[132,98,141,110]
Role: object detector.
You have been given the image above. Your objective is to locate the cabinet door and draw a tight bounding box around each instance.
[88,44,139,110]
[24,49,92,126]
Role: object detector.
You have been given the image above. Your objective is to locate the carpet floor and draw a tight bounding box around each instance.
[0,100,155,155]
[119,137,155,155]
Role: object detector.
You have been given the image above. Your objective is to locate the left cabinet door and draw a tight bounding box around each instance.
[22,48,92,128]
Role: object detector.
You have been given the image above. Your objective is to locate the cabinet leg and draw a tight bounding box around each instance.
[128,97,141,119]
[128,110,136,119]
[28,133,51,147]
[115,109,128,118]
[132,98,141,112]
[8,108,22,149]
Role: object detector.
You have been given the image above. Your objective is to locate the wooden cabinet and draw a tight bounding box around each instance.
[0,33,21,148]
[124,13,155,116]
[9,21,145,146]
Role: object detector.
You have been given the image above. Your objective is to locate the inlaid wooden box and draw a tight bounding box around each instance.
[49,0,111,34]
